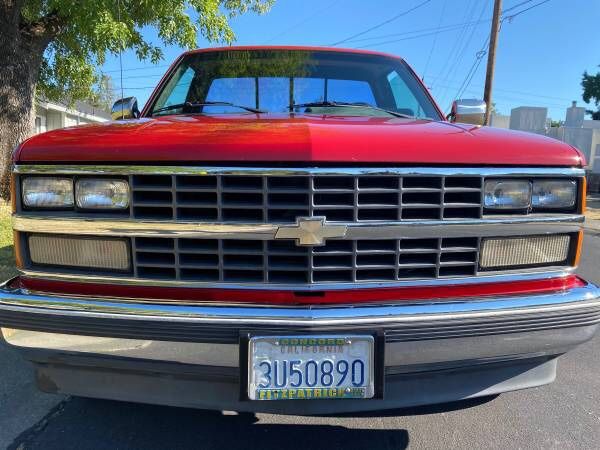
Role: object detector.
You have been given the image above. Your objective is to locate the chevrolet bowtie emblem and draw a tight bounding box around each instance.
[275,217,348,246]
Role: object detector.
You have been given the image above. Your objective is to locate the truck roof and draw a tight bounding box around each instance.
[183,45,405,61]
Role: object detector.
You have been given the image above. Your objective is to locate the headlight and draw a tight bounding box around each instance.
[532,180,576,209]
[76,179,129,209]
[22,177,74,208]
[484,180,531,209]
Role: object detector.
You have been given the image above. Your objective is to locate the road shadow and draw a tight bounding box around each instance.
[315,394,499,418]
[11,398,410,450]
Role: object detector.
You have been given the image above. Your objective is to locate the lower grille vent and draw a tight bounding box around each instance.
[133,237,479,284]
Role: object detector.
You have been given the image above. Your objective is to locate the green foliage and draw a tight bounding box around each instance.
[0,203,16,281]
[24,0,274,104]
[582,68,600,120]
[88,74,117,112]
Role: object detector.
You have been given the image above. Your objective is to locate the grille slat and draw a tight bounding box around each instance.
[131,174,483,222]
[132,236,479,284]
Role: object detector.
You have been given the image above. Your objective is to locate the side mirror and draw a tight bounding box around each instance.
[111,97,140,120]
[449,99,486,126]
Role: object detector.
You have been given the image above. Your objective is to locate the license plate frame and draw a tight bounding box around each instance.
[245,334,377,401]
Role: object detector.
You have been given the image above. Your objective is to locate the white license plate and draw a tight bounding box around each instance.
[248,335,375,401]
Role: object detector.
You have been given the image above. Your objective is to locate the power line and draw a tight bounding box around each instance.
[329,0,434,46]
[423,0,449,78]
[444,0,551,110]
[504,0,551,20]
[434,82,569,109]
[103,64,171,74]
[112,86,156,90]
[117,0,124,103]
[356,25,486,49]
[439,0,490,105]
[425,75,573,102]
[429,0,477,92]
[348,18,490,45]
[263,0,342,44]
[450,35,490,109]
[503,0,535,13]
[115,73,164,80]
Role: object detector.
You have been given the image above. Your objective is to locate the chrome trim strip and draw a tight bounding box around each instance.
[0,279,599,325]
[1,330,240,367]
[20,267,576,291]
[3,327,596,369]
[14,165,586,177]
[12,215,584,240]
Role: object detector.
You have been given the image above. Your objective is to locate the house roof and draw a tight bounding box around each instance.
[36,97,111,120]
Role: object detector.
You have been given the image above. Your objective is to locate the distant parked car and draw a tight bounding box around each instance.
[1,46,598,414]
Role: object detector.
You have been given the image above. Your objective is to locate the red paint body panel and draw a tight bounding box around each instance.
[15,114,583,166]
[16,276,585,306]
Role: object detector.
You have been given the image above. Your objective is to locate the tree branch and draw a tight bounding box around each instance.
[19,10,65,45]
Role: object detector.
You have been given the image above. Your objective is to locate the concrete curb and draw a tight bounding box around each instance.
[584,218,600,232]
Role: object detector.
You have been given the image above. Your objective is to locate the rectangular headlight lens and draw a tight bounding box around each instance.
[532,180,576,209]
[22,177,73,208]
[76,179,130,209]
[480,235,570,269]
[28,235,130,271]
[484,180,531,209]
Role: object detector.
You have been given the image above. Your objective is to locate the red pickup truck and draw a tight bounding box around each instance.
[1,46,599,414]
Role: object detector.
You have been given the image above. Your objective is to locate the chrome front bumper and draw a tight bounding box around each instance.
[1,279,600,412]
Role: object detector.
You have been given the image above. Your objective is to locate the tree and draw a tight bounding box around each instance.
[0,0,274,196]
[582,68,600,120]
[89,74,117,113]
[489,102,499,115]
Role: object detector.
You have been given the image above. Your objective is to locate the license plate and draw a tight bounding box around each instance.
[248,335,375,400]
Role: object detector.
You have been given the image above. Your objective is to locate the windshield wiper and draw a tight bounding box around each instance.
[152,101,265,115]
[289,101,413,118]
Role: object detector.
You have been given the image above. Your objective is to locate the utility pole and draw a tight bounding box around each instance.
[483,0,502,126]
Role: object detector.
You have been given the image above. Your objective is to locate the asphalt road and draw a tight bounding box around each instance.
[2,233,600,450]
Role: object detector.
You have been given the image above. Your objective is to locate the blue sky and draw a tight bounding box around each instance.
[102,0,600,120]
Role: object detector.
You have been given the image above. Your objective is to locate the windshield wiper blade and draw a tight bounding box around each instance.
[289,101,413,118]
[152,101,264,115]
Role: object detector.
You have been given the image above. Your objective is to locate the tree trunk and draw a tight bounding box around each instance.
[0,3,52,198]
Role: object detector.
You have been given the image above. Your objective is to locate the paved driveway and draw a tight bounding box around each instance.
[2,233,600,450]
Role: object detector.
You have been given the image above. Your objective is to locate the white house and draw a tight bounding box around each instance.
[34,99,111,134]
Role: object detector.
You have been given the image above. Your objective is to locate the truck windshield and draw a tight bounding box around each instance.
[148,49,441,120]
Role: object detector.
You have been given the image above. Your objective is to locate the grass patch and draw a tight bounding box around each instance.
[0,203,17,281]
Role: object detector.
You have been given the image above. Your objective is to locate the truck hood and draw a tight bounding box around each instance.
[15,114,583,166]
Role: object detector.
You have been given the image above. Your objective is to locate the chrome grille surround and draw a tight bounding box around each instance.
[13,165,585,289]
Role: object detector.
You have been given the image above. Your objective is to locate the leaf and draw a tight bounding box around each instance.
[23,0,275,104]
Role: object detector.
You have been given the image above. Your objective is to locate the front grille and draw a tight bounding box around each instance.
[133,236,479,283]
[131,174,483,222]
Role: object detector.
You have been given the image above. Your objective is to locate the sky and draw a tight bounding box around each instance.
[101,0,600,120]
